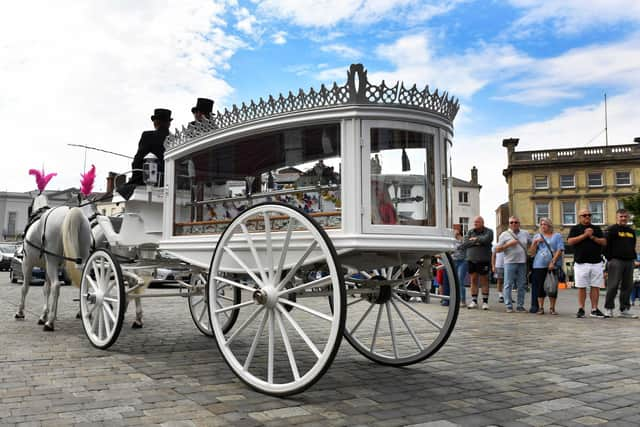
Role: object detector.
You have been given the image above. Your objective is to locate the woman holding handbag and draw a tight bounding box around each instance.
[529,218,564,314]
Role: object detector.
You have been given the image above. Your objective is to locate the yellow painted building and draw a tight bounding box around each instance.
[502,138,640,249]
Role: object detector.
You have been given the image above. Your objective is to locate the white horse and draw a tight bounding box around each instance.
[15,195,92,331]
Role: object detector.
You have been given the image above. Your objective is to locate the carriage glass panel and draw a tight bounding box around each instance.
[369,128,435,226]
[173,123,341,235]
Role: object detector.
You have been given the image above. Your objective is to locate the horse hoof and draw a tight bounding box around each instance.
[131,321,143,329]
[43,323,54,332]
[14,313,25,320]
[37,318,46,325]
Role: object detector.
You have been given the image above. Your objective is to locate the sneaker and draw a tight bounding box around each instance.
[467,301,478,309]
[604,308,614,318]
[506,307,514,313]
[498,296,504,303]
[482,302,489,310]
[619,310,639,319]
[590,308,605,318]
[516,306,527,312]
[576,308,585,318]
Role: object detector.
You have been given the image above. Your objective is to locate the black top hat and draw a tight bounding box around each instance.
[150,108,173,122]
[191,98,214,114]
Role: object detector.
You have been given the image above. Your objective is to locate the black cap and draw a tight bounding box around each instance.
[150,108,172,122]
[191,98,214,114]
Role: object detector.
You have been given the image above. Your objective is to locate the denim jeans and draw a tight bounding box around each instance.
[631,284,640,304]
[503,262,526,309]
[454,259,467,304]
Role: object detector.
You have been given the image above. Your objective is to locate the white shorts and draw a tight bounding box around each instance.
[574,263,605,288]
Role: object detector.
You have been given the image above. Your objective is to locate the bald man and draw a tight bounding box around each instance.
[568,208,606,318]
[460,216,494,309]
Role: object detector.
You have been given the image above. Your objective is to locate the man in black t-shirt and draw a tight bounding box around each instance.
[604,209,638,318]
[568,208,607,318]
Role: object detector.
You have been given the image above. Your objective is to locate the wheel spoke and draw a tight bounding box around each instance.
[275,241,318,291]
[90,304,99,331]
[240,223,268,285]
[103,303,116,325]
[275,309,300,380]
[226,306,264,345]
[386,301,398,359]
[221,249,264,288]
[87,276,98,293]
[277,305,321,359]
[370,304,384,352]
[102,306,114,336]
[392,294,443,330]
[274,219,294,285]
[215,298,231,320]
[103,297,119,303]
[347,297,365,307]
[263,213,274,282]
[212,274,257,293]
[268,310,274,384]
[350,302,375,335]
[278,298,332,322]
[243,310,268,370]
[191,296,204,307]
[197,303,207,325]
[215,299,254,314]
[278,275,332,297]
[390,298,424,351]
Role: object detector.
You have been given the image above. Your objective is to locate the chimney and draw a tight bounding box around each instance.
[471,166,478,185]
[106,172,117,193]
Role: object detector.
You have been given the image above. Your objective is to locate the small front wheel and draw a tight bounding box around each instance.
[79,250,126,349]
[188,271,240,336]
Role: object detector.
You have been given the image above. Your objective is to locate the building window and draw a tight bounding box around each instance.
[560,174,575,188]
[535,202,549,225]
[615,171,631,186]
[458,191,469,204]
[617,199,625,210]
[7,211,16,238]
[459,217,469,234]
[561,201,576,225]
[400,185,412,199]
[589,201,604,224]
[587,172,603,187]
[534,176,549,189]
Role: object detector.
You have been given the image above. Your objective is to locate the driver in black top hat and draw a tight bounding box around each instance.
[128,108,172,185]
[190,97,214,125]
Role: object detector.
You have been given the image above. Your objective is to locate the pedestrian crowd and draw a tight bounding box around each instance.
[453,208,639,318]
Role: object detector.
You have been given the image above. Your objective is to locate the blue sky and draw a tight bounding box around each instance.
[2,0,640,230]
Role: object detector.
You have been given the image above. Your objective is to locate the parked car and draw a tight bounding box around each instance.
[151,266,191,282]
[0,242,19,271]
[9,245,71,285]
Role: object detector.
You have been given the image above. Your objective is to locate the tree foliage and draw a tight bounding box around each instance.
[622,193,640,228]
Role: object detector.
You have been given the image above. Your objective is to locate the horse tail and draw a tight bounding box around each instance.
[62,207,92,287]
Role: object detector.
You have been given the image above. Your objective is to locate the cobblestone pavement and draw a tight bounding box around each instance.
[1,272,640,427]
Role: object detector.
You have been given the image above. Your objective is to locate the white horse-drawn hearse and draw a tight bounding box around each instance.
[21,64,462,396]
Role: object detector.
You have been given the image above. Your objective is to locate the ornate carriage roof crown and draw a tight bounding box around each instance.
[165,63,459,149]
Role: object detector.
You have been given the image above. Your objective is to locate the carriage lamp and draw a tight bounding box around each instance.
[143,153,159,186]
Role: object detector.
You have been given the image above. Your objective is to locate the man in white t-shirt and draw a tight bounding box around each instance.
[497,216,531,312]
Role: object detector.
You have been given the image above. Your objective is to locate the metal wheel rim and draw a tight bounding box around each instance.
[80,250,125,349]
[188,272,214,336]
[208,202,345,396]
[343,253,459,365]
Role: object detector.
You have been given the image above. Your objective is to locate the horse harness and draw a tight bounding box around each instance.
[24,206,83,264]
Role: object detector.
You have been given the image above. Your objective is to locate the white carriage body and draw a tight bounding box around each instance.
[158,65,459,272]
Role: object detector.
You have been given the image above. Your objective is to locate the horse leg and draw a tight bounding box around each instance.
[15,261,32,320]
[43,263,61,331]
[131,297,143,329]
[38,275,51,325]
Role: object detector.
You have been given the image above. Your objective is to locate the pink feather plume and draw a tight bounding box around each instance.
[29,168,57,194]
[80,165,96,197]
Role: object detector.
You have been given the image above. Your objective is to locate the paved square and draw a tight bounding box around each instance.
[1,274,639,426]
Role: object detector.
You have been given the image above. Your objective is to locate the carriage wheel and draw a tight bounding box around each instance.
[343,253,459,366]
[79,249,126,350]
[208,202,345,396]
[188,271,240,336]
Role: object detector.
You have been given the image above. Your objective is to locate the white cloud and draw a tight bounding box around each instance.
[0,0,245,192]
[320,44,363,59]
[256,0,464,27]
[234,7,258,34]
[508,0,640,34]
[272,31,288,44]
